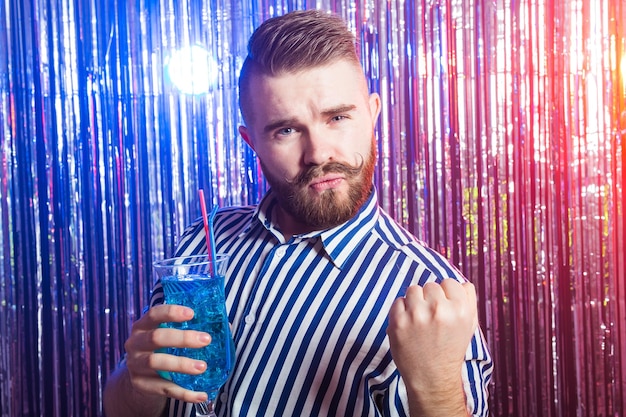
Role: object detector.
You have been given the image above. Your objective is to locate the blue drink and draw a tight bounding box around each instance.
[161,274,234,393]
[154,254,234,401]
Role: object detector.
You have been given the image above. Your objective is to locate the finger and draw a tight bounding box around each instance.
[462,282,479,331]
[439,278,466,301]
[148,352,208,375]
[133,305,195,331]
[388,296,407,324]
[440,279,478,321]
[401,284,424,308]
[127,351,208,388]
[404,284,424,300]
[131,375,209,404]
[421,281,446,302]
[162,384,208,404]
[127,327,211,352]
[462,282,477,306]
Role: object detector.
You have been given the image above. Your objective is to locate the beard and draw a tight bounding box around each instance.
[260,140,376,231]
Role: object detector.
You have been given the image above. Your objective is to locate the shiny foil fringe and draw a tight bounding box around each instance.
[0,0,625,416]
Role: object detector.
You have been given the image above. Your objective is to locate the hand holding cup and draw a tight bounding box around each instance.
[123,303,213,403]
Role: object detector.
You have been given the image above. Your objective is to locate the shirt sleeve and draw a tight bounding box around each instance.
[463,327,493,416]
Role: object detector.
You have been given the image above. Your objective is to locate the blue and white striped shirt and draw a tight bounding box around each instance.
[150,188,492,417]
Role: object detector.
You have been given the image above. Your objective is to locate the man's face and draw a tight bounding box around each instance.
[239,60,381,233]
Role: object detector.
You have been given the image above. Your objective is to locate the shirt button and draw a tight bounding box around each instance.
[276,247,286,258]
[220,392,228,402]
[244,314,255,325]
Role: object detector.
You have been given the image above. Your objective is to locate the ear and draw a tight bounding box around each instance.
[239,125,255,151]
[369,92,382,125]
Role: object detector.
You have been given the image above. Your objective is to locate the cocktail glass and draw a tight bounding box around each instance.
[153,254,234,417]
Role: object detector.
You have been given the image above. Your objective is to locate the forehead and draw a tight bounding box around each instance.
[245,60,370,123]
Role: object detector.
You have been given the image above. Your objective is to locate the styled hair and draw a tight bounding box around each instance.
[238,9,361,124]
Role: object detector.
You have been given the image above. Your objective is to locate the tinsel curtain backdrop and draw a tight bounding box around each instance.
[0,0,625,416]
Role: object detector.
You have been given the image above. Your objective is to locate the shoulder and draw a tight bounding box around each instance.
[373,209,466,284]
[175,205,258,257]
[213,205,257,231]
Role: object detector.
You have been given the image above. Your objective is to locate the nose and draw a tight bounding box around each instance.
[303,128,334,166]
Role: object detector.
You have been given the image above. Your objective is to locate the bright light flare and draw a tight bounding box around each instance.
[165,45,218,95]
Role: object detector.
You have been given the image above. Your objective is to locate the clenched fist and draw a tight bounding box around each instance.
[387,278,478,416]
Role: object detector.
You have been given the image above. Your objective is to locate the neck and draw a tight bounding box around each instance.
[273,204,315,240]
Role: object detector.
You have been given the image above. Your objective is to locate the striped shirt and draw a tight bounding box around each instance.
[150,188,493,417]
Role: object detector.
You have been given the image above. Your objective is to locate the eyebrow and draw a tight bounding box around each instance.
[262,105,357,134]
[321,104,357,117]
[263,118,299,134]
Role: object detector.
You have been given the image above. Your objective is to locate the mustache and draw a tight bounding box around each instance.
[287,157,365,187]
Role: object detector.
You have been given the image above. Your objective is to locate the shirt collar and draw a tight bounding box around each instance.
[252,187,380,269]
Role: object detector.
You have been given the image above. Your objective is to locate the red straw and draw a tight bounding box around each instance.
[198,189,212,263]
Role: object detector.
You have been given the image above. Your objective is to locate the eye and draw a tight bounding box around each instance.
[330,114,349,123]
[277,127,295,136]
[272,126,300,140]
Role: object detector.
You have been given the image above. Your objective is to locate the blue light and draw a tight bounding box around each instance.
[165,45,218,95]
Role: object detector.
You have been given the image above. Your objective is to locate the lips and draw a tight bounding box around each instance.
[309,174,345,191]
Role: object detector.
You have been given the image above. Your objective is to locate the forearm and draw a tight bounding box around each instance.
[103,363,168,417]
